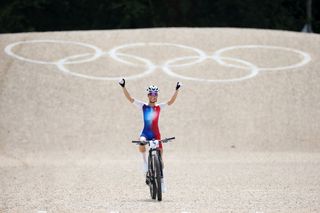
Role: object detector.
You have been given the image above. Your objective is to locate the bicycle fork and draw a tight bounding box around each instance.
[147,149,164,182]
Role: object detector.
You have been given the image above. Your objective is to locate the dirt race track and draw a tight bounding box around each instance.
[1,28,320,213]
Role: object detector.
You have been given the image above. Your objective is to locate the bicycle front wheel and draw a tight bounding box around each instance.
[153,155,162,201]
[148,155,156,200]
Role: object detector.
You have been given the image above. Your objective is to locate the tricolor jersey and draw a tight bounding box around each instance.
[133,99,167,140]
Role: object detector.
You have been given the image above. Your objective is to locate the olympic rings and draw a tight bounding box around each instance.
[4,40,312,83]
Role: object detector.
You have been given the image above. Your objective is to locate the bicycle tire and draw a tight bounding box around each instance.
[148,155,156,200]
[153,154,162,201]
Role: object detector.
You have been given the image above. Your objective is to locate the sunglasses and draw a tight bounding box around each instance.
[148,93,158,97]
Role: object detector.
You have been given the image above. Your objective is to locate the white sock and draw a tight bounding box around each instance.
[161,178,166,192]
[141,152,148,173]
[141,152,147,163]
[161,178,164,183]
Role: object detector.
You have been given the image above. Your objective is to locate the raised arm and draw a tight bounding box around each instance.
[119,79,134,103]
[167,82,182,106]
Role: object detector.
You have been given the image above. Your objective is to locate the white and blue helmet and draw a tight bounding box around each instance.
[147,85,159,94]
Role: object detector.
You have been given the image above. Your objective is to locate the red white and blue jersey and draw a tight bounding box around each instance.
[133,99,167,140]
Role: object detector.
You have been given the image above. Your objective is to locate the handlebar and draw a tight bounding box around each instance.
[132,137,175,145]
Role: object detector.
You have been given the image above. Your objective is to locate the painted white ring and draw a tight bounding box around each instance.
[164,55,207,68]
[214,45,311,71]
[163,55,259,83]
[109,42,207,67]
[57,51,156,80]
[4,40,103,65]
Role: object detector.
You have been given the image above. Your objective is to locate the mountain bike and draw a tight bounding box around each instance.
[132,137,175,201]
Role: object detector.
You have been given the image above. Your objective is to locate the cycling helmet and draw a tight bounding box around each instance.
[147,85,159,94]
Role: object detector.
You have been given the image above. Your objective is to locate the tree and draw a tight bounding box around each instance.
[0,0,318,33]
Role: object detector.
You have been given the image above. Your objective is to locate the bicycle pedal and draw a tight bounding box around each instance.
[145,174,150,185]
[145,179,150,185]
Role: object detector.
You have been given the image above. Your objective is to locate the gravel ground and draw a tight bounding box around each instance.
[1,152,320,212]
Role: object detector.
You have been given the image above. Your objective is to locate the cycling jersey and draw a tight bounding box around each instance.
[133,99,167,147]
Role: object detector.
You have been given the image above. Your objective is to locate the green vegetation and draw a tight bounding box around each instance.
[0,0,319,33]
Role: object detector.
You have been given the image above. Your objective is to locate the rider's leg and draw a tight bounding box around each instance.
[158,143,166,192]
[159,142,164,169]
[139,136,148,173]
